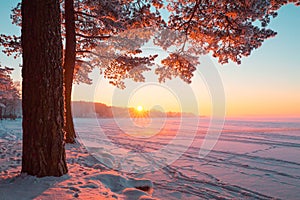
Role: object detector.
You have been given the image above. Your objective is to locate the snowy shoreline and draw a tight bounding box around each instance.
[0,120,157,200]
[0,143,157,200]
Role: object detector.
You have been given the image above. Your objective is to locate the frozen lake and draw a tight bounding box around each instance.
[74,117,300,199]
[1,117,300,199]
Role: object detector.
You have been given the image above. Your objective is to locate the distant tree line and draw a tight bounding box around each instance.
[0,65,20,120]
[72,101,196,118]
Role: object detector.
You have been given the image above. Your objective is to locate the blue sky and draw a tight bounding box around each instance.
[0,1,299,117]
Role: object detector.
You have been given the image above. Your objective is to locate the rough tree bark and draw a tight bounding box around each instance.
[21,0,68,177]
[64,0,77,143]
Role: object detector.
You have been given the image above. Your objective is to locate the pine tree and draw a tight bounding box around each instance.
[21,0,68,177]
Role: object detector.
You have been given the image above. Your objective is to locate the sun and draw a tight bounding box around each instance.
[136,105,143,112]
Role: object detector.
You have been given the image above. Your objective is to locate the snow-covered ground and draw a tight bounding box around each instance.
[0,119,157,200]
[1,117,300,199]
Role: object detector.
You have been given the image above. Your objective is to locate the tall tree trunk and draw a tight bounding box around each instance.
[64,0,76,143]
[21,0,68,177]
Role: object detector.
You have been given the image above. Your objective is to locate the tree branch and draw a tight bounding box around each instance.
[75,59,95,69]
[76,33,111,39]
[75,11,97,18]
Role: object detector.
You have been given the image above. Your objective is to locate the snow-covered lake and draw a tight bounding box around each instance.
[1,117,300,199]
[74,117,300,199]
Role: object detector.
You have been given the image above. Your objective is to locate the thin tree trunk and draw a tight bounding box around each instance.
[21,0,68,177]
[64,0,77,143]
